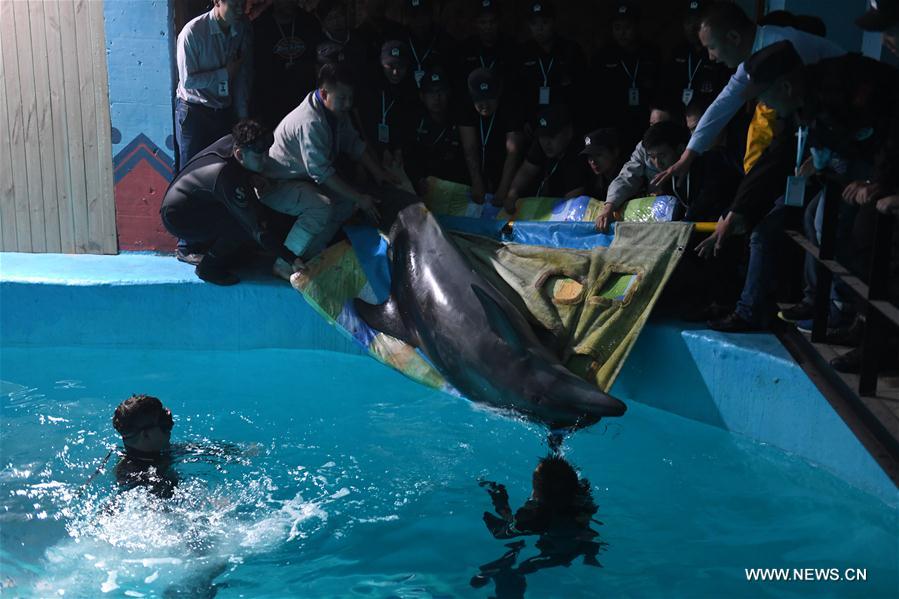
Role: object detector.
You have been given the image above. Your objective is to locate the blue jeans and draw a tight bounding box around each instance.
[735,200,785,325]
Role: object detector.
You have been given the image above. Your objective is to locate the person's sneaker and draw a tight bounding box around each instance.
[708,312,763,333]
[795,318,814,334]
[778,302,815,323]
[176,248,204,266]
[195,258,239,286]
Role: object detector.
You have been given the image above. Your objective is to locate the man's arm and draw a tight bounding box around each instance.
[606,142,650,209]
[686,65,751,156]
[506,160,541,203]
[459,125,487,201]
[495,131,525,203]
[177,30,228,92]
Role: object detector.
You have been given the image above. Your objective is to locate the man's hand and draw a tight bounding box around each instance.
[291,257,308,273]
[471,179,487,205]
[651,149,697,187]
[842,180,882,206]
[696,211,742,259]
[226,52,244,80]
[594,202,615,232]
[876,194,899,216]
[500,191,518,214]
[356,193,381,223]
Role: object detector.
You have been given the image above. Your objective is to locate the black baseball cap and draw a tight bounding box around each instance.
[580,128,620,156]
[476,0,500,15]
[468,67,502,101]
[613,1,641,22]
[856,0,899,31]
[527,1,555,20]
[407,0,431,12]
[742,41,802,99]
[685,0,707,15]
[534,104,571,137]
[381,40,410,65]
[421,66,451,93]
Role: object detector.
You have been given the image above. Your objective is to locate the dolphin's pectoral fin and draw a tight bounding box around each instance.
[471,284,529,353]
[353,297,420,347]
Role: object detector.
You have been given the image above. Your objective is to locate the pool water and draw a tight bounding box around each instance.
[0,347,896,598]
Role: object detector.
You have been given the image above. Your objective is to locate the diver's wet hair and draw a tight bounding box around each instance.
[232,119,273,153]
[112,394,173,434]
[514,455,597,532]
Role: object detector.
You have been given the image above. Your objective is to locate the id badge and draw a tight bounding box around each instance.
[218,80,229,97]
[414,69,425,87]
[628,87,640,107]
[538,86,551,105]
[681,88,694,106]
[784,175,807,207]
[378,123,390,144]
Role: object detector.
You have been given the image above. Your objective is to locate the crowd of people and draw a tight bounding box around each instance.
[161,0,899,374]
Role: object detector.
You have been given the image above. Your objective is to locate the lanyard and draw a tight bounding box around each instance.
[538,57,554,86]
[479,55,497,70]
[275,17,295,41]
[381,91,395,125]
[480,113,497,170]
[409,36,433,70]
[620,59,640,89]
[536,155,563,197]
[418,117,448,146]
[795,126,808,171]
[686,53,702,90]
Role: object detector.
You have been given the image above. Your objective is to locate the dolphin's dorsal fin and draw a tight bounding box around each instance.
[353,297,420,347]
[470,284,528,353]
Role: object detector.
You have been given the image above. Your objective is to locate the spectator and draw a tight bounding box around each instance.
[354,0,409,66]
[403,0,457,88]
[517,1,587,126]
[404,67,469,195]
[161,120,300,286]
[589,2,660,149]
[458,68,527,206]
[251,0,321,130]
[459,0,520,88]
[580,128,624,202]
[505,105,590,212]
[314,0,367,72]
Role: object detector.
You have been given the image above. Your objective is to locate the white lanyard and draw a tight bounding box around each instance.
[381,91,395,125]
[686,53,702,90]
[620,59,640,89]
[479,55,497,70]
[536,155,563,197]
[795,126,808,171]
[409,36,433,70]
[538,57,554,87]
[419,117,448,145]
[275,17,295,42]
[480,113,497,170]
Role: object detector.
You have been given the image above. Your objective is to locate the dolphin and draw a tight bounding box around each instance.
[354,203,627,430]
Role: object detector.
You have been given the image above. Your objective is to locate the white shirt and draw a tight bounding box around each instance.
[176,9,253,118]
[687,25,844,155]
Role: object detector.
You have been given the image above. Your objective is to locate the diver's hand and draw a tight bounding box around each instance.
[479,480,508,501]
[594,202,615,232]
[355,193,381,223]
[651,149,697,188]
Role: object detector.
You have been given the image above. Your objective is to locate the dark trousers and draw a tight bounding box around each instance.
[174,99,235,170]
[161,201,249,264]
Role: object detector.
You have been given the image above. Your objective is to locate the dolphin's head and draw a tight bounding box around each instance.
[517,358,627,429]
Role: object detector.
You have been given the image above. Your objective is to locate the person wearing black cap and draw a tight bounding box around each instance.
[354,0,409,67]
[504,105,591,212]
[403,67,469,194]
[459,0,520,89]
[403,0,458,88]
[588,1,660,150]
[701,41,899,332]
[857,0,899,57]
[314,0,367,71]
[161,120,300,286]
[661,1,731,111]
[581,129,623,202]
[458,67,527,205]
[251,0,322,130]
[517,1,587,127]
[355,40,420,162]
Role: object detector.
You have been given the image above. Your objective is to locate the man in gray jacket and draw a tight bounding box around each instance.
[262,62,400,278]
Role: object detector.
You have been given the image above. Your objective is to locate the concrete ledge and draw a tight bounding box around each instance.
[613,322,897,504]
[1,252,895,504]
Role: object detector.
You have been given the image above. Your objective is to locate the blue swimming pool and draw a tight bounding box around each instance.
[1,346,896,598]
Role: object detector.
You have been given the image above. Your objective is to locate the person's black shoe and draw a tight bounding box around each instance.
[708,312,764,333]
[831,348,862,373]
[195,258,239,286]
[825,317,864,347]
[777,302,815,323]
[176,248,204,266]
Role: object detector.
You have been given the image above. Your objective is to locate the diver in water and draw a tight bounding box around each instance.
[111,394,179,498]
[471,454,604,598]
